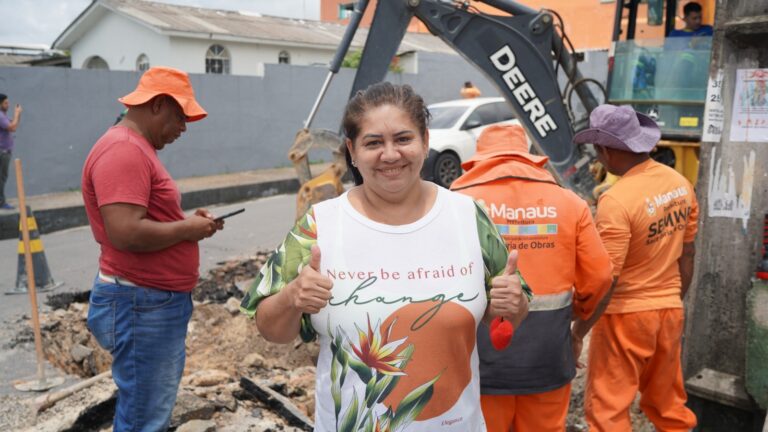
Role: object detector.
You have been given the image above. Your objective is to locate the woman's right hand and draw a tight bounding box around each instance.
[285,245,334,314]
[489,250,529,329]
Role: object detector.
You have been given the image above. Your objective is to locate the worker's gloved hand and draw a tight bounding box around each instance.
[489,316,515,350]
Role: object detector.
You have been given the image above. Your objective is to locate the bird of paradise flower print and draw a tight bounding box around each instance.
[350,316,409,376]
[328,315,440,432]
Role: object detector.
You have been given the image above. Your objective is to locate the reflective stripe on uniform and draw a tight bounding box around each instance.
[529,290,572,312]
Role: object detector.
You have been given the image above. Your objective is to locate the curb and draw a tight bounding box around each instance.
[0,178,300,241]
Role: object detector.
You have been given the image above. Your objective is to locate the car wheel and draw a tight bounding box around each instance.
[433,152,462,188]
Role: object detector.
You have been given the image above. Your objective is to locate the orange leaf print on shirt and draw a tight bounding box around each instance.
[381,301,476,420]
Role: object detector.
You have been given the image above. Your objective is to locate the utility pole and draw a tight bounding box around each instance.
[683,0,768,429]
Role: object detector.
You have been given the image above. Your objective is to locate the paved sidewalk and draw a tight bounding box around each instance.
[0,165,326,240]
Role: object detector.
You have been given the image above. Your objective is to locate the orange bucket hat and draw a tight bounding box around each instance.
[118,66,207,122]
[462,124,546,171]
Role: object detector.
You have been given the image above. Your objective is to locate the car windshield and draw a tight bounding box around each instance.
[428,106,468,129]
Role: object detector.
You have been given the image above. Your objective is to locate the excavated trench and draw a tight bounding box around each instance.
[25,252,319,431]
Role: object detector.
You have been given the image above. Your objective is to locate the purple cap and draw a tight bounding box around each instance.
[573,104,661,153]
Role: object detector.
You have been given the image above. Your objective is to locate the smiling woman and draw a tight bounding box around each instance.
[342,84,433,224]
[241,83,531,431]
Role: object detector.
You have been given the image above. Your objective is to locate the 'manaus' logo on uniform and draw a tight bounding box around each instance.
[491,203,557,220]
[652,187,688,207]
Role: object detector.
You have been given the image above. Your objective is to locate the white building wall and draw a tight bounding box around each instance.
[169,37,335,76]
[398,52,418,74]
[167,37,268,76]
[166,37,211,74]
[266,45,335,67]
[70,10,342,77]
[70,13,170,71]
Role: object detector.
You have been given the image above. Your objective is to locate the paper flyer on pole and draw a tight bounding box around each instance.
[702,69,724,142]
[730,68,768,142]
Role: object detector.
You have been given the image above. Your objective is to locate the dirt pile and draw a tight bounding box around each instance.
[40,302,111,378]
[192,252,270,304]
[14,253,319,431]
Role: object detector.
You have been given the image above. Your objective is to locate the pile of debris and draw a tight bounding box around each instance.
[6,251,652,431]
[191,253,270,304]
[14,252,319,431]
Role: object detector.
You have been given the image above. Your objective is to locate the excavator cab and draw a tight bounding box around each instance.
[606,0,714,185]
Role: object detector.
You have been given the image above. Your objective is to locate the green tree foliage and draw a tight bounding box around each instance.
[342,50,403,73]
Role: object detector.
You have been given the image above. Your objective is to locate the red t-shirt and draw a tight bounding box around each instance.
[81,126,199,292]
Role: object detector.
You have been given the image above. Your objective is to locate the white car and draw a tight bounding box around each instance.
[422,97,522,187]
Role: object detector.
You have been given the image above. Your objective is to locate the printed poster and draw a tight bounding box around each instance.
[730,68,768,142]
[702,69,724,142]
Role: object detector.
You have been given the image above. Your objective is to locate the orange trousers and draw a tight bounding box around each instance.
[480,383,571,432]
[585,309,697,432]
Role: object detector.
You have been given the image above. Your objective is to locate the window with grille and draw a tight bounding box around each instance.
[278,50,290,64]
[205,44,230,74]
[84,56,109,70]
[136,54,150,72]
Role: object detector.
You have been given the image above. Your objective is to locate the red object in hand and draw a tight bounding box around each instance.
[490,317,515,350]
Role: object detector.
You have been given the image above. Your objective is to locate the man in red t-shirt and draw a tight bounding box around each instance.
[82,67,223,432]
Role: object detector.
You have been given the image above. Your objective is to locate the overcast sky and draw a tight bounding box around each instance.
[0,0,320,47]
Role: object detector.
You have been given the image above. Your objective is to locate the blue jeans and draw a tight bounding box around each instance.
[87,276,193,432]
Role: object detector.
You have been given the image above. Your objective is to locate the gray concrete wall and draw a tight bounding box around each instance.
[0,50,607,197]
[681,0,768,423]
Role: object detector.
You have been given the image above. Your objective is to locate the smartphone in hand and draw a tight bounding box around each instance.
[213,208,245,222]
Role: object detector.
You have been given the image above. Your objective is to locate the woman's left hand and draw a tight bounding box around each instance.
[489,250,529,330]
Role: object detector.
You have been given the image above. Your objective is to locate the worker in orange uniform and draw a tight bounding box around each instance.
[451,124,614,432]
[574,104,699,432]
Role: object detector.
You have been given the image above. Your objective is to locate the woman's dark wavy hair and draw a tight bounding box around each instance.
[342,82,431,185]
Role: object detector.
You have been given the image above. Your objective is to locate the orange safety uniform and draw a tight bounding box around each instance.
[452,125,613,432]
[586,158,699,432]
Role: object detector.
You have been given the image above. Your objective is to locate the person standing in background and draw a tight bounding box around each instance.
[669,2,713,37]
[452,124,614,432]
[575,105,699,432]
[82,67,223,431]
[0,94,22,210]
[461,81,482,99]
